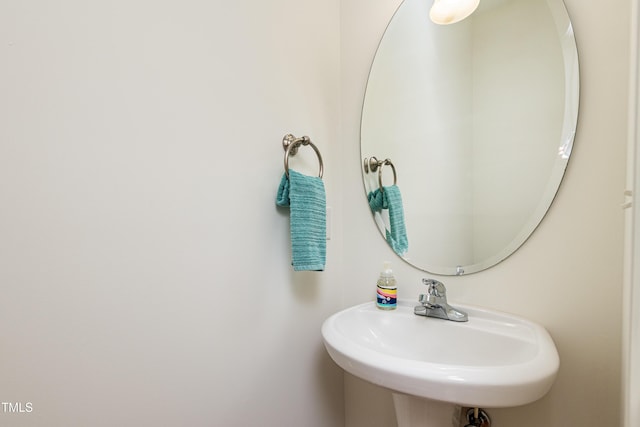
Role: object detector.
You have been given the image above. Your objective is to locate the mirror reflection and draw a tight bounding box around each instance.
[361,0,579,275]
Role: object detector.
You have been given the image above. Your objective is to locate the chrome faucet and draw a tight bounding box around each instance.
[414,278,468,322]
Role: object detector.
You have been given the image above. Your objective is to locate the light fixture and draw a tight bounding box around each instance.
[430,0,480,25]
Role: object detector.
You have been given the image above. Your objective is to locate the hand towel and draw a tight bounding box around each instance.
[276,169,326,271]
[368,185,409,255]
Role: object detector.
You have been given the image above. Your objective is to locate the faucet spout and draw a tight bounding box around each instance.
[414,279,468,322]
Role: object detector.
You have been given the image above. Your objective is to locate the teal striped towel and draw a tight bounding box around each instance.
[276,169,326,271]
[368,185,408,255]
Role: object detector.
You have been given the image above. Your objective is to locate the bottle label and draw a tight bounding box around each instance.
[376,285,397,308]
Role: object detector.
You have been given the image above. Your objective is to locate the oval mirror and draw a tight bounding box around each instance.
[361,0,579,275]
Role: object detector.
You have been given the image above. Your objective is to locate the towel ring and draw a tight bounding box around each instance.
[363,156,397,192]
[283,134,324,178]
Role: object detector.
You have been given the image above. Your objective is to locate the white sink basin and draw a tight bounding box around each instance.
[321,299,559,408]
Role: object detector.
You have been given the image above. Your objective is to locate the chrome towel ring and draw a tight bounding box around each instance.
[282,133,324,178]
[363,156,397,192]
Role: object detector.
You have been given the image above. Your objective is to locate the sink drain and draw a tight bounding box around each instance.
[464,407,491,427]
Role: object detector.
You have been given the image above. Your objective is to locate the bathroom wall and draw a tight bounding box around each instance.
[341,0,629,426]
[624,3,640,424]
[0,1,343,426]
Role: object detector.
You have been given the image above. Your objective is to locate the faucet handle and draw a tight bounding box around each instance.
[422,278,447,297]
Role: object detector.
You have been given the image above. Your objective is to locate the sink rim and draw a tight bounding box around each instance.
[321,299,560,408]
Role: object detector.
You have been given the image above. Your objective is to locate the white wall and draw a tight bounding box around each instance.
[341,0,628,426]
[624,2,640,425]
[0,1,344,426]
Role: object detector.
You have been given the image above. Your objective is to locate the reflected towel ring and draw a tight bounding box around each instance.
[283,134,324,178]
[363,156,397,191]
[377,159,397,191]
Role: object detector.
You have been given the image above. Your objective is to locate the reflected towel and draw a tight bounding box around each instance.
[368,185,408,255]
[276,169,326,271]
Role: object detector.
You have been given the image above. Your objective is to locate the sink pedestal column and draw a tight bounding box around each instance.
[392,393,460,427]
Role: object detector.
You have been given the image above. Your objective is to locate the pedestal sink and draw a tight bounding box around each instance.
[321,300,559,426]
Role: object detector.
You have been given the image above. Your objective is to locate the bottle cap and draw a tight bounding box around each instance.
[381,261,393,278]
